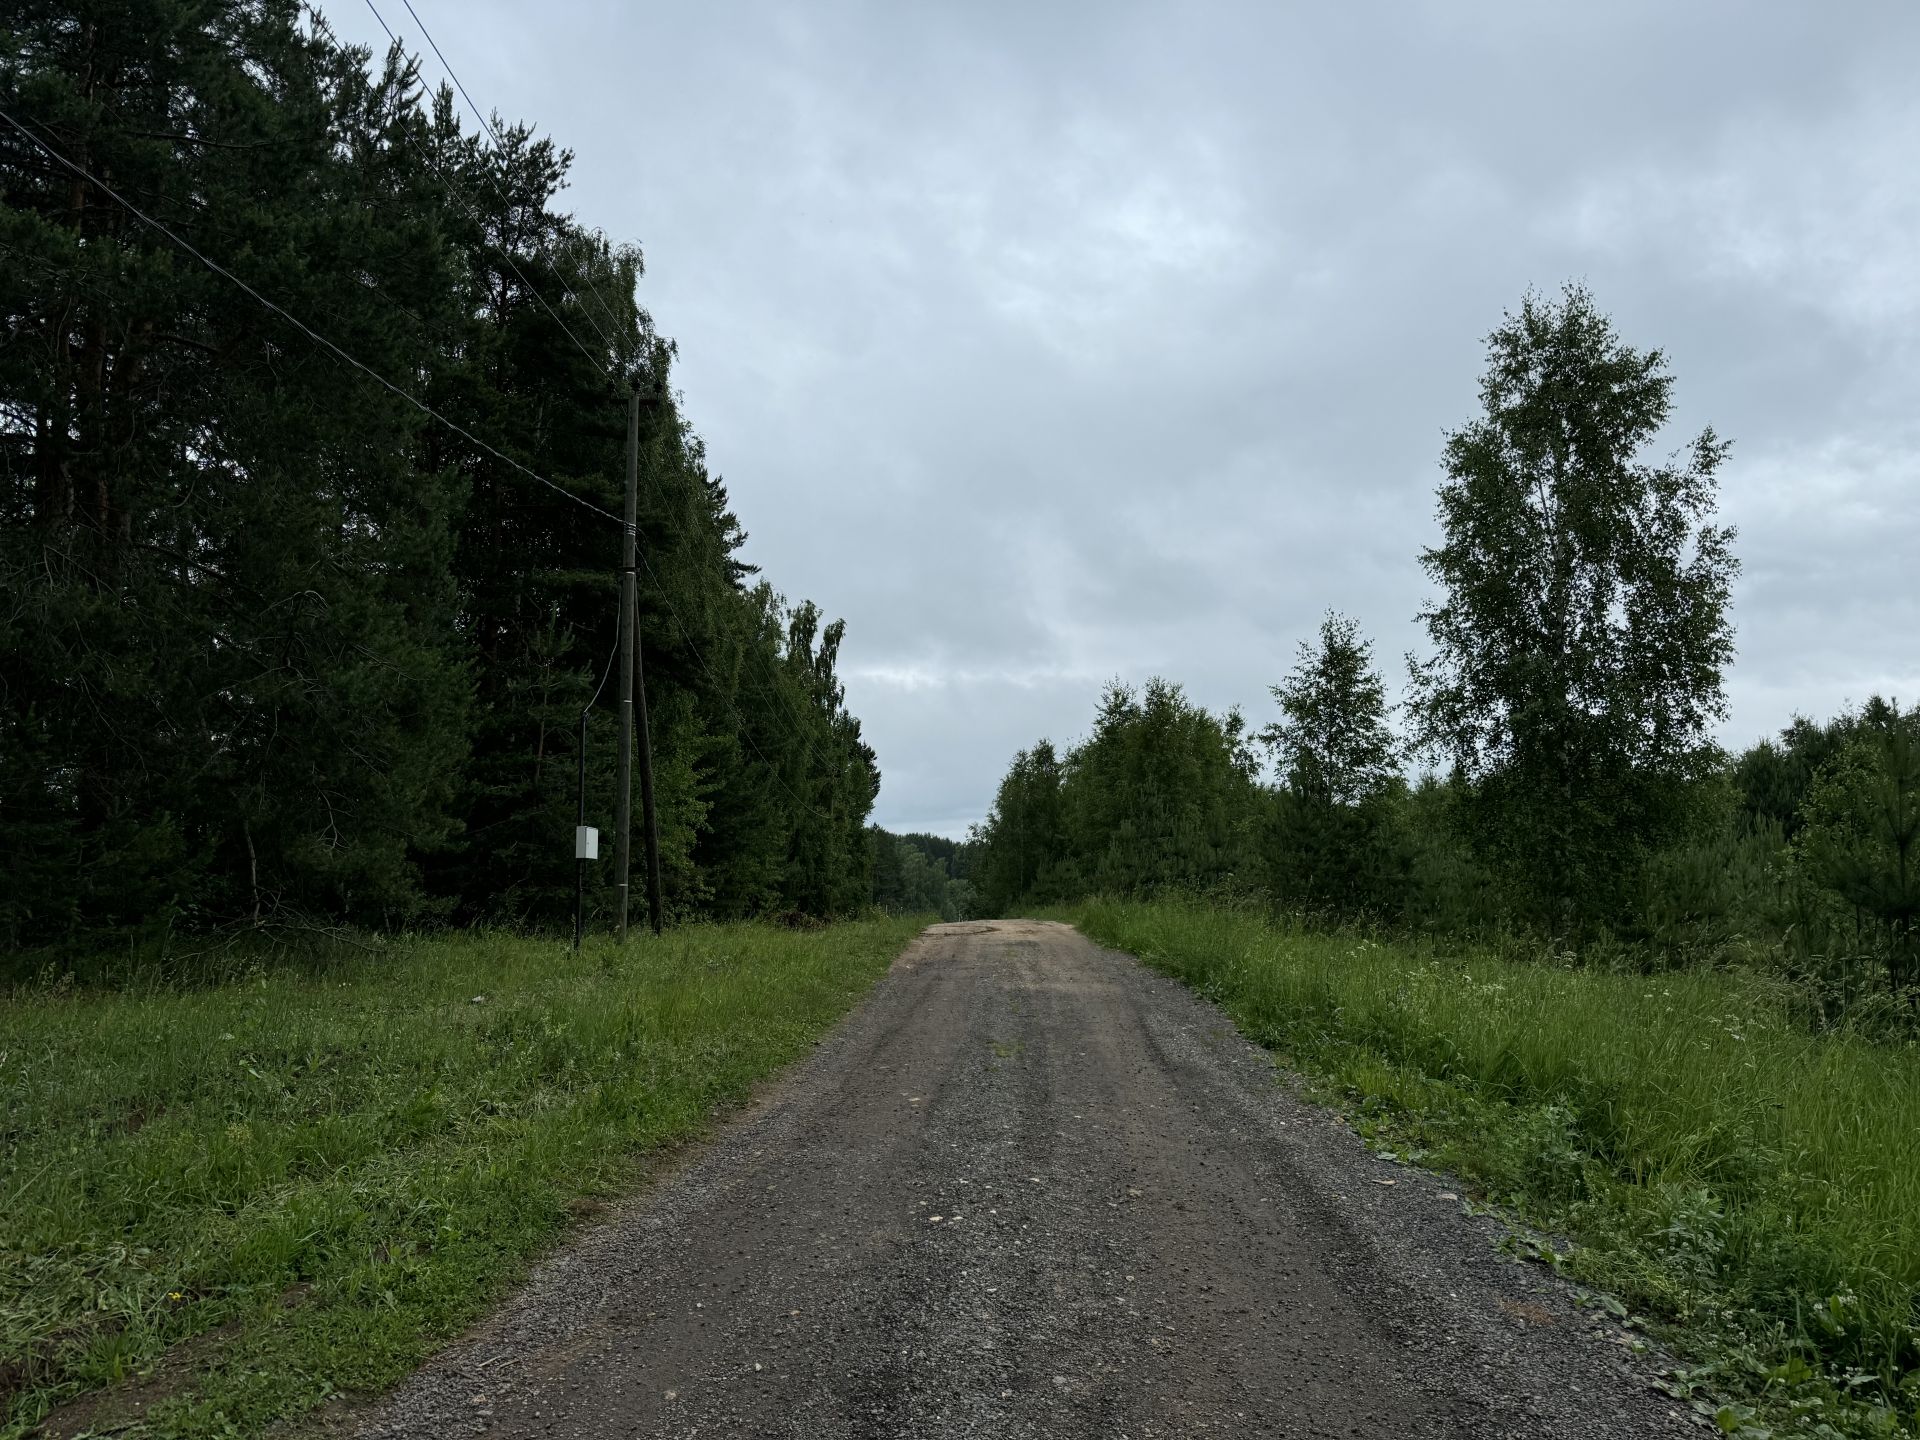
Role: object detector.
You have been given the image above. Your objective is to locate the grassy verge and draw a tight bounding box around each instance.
[1068,897,1920,1439]
[0,917,925,1438]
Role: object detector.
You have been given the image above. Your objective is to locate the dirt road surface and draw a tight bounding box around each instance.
[356,920,1693,1439]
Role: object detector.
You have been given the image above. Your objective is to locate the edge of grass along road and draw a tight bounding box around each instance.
[1066,897,1920,1440]
[0,917,927,1439]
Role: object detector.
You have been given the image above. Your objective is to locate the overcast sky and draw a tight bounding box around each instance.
[330,1,1920,838]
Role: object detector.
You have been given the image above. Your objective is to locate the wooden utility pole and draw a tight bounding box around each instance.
[616,385,667,939]
[615,388,639,940]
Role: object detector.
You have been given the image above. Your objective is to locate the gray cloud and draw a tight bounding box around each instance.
[329,0,1920,834]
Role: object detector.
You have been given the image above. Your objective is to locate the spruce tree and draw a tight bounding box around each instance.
[1798,702,1920,992]
[1260,613,1406,915]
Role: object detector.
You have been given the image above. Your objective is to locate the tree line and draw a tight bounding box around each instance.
[869,828,973,922]
[1,0,879,955]
[972,287,1917,1011]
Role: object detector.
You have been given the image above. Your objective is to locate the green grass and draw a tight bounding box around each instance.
[0,917,924,1437]
[1068,897,1920,1439]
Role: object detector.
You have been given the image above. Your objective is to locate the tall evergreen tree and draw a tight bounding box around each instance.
[2,1,471,941]
[970,741,1065,914]
[1260,613,1406,914]
[1,4,883,948]
[1261,612,1398,806]
[1797,701,1920,992]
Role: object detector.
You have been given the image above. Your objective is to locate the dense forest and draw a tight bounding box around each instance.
[1,0,880,955]
[972,287,1918,1017]
[868,827,973,921]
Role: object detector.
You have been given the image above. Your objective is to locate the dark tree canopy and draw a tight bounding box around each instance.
[1,0,879,951]
[969,681,1258,915]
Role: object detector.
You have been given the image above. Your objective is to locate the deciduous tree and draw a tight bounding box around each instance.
[1409,285,1737,928]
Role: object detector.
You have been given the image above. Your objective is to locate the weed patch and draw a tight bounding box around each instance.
[1069,898,1920,1439]
[0,918,923,1437]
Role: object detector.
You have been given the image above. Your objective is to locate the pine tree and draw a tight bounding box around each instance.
[2,1,471,941]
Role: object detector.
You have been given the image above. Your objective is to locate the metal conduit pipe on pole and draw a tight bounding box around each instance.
[617,385,668,939]
[634,586,665,936]
[575,707,589,951]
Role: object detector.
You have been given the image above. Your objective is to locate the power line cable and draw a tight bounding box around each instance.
[610,394,869,794]
[7,88,851,823]
[584,629,620,712]
[331,3,824,765]
[363,0,622,365]
[326,4,856,793]
[310,5,644,481]
[0,102,625,527]
[568,227,637,348]
[395,0,618,356]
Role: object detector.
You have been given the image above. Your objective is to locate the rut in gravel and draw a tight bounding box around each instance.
[355,920,1694,1440]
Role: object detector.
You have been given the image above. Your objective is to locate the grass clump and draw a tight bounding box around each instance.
[1071,897,1920,1439]
[0,917,923,1437]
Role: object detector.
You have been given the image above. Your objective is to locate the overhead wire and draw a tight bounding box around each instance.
[321,3,638,496]
[348,12,808,695]
[0,102,625,527]
[566,227,637,350]
[348,2,861,810]
[628,542,858,816]
[8,57,856,821]
[584,629,621,714]
[343,3,853,814]
[360,0,622,366]
[395,0,626,358]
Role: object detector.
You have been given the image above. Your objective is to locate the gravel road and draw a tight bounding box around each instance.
[356,920,1696,1439]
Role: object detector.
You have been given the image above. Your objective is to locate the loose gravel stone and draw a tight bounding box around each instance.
[355,920,1694,1439]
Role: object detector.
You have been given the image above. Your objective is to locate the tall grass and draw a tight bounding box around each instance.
[1072,898,1920,1438]
[0,918,923,1437]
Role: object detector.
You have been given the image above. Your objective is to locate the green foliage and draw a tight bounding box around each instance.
[1408,284,1739,930]
[1260,785,1412,920]
[1261,611,1400,806]
[3,0,472,937]
[0,917,922,1436]
[970,680,1259,914]
[1666,700,1920,1019]
[1797,707,1920,992]
[0,0,879,948]
[870,828,974,920]
[970,740,1067,912]
[1075,898,1920,1440]
[1259,612,1408,915]
[959,287,1920,1024]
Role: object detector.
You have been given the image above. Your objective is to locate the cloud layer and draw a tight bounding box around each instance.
[330,0,1920,835]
